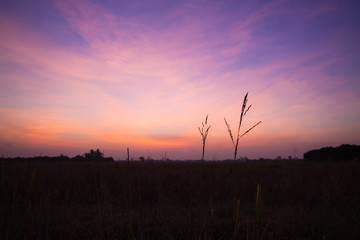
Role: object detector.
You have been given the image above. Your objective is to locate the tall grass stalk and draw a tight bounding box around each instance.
[127,147,130,164]
[233,199,241,240]
[254,183,263,240]
[25,167,37,209]
[224,92,261,161]
[198,114,211,161]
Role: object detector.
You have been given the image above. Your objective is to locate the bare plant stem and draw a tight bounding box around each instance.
[127,147,130,164]
[254,183,263,240]
[224,92,261,161]
[202,140,206,160]
[198,114,211,161]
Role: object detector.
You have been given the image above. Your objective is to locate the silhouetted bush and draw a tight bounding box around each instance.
[84,149,104,161]
[304,144,360,161]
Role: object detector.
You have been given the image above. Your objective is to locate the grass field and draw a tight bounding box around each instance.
[1,160,359,239]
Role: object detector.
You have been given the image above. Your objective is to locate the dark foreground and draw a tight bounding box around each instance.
[1,160,359,240]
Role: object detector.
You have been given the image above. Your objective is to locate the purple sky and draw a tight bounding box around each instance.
[1,0,359,160]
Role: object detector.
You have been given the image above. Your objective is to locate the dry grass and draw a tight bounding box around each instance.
[1,160,360,239]
[198,114,211,161]
[224,92,261,161]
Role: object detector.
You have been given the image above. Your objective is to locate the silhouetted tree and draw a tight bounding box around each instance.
[304,144,360,161]
[84,149,104,161]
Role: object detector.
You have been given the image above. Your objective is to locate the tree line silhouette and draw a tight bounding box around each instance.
[304,144,360,161]
[1,149,114,162]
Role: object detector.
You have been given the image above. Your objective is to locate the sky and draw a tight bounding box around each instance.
[0,0,359,160]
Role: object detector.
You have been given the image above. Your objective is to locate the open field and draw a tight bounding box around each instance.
[1,160,359,240]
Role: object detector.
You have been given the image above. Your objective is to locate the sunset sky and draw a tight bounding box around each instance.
[1,0,359,160]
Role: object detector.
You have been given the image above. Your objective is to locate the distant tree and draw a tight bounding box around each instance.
[304,144,360,161]
[224,92,261,161]
[84,149,104,161]
[198,114,211,161]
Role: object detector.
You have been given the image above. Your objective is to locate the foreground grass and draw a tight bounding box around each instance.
[1,160,359,239]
